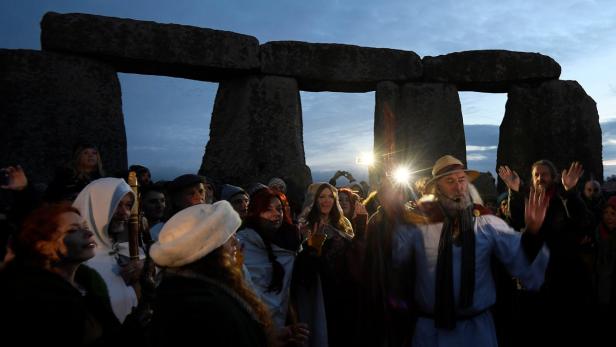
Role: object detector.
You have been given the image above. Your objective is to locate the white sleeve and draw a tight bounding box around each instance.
[483,215,550,291]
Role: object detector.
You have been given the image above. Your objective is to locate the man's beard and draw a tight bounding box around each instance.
[437,191,473,214]
[108,219,129,243]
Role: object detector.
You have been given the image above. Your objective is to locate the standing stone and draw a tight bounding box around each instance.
[473,172,498,206]
[497,80,602,189]
[200,75,311,210]
[0,49,126,185]
[41,12,260,82]
[261,41,422,92]
[423,50,561,92]
[373,81,466,183]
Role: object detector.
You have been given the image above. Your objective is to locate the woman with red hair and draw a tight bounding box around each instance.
[0,203,120,345]
[237,188,309,345]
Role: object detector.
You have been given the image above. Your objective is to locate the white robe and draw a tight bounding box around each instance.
[392,214,550,347]
[73,177,139,323]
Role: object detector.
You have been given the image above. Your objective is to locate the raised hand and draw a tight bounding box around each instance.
[524,187,549,233]
[277,323,310,346]
[498,165,520,192]
[561,161,584,191]
[0,165,28,191]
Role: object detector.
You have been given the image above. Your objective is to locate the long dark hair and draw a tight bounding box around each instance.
[245,188,298,293]
[184,245,274,343]
[306,183,346,231]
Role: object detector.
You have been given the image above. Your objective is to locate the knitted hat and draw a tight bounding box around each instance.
[220,184,247,202]
[149,201,241,267]
[268,177,287,193]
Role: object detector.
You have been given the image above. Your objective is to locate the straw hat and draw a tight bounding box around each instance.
[425,155,480,192]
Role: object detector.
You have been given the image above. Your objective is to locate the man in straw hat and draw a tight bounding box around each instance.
[391,155,551,346]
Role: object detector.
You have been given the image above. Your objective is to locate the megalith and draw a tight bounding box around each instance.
[497,80,602,188]
[422,50,561,92]
[261,41,422,92]
[41,12,260,82]
[373,81,467,182]
[200,75,311,210]
[0,49,126,184]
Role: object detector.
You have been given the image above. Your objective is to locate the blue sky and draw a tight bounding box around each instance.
[2,0,616,182]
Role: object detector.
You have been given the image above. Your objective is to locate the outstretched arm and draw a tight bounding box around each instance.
[498,165,521,192]
[561,161,584,191]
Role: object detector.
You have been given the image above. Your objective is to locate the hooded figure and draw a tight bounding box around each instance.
[73,177,138,322]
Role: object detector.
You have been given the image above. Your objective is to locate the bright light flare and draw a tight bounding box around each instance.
[356,152,375,166]
[392,166,411,185]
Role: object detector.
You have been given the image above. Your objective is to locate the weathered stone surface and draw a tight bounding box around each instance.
[0,49,126,184]
[373,81,466,183]
[423,50,561,92]
[260,41,422,92]
[473,172,498,206]
[497,80,602,190]
[200,75,311,211]
[41,12,260,82]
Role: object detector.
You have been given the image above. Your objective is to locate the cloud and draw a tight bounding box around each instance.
[128,145,167,152]
[468,154,489,161]
[467,145,498,151]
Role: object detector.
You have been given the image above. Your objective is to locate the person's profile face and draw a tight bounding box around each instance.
[60,211,96,262]
[112,193,134,223]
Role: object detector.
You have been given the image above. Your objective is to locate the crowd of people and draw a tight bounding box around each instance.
[0,142,615,347]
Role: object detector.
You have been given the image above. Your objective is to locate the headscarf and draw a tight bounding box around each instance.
[73,177,134,251]
[72,177,137,323]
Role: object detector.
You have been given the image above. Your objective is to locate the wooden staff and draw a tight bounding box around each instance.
[127,171,140,259]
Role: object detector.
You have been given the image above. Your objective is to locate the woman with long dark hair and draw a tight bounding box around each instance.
[295,183,354,347]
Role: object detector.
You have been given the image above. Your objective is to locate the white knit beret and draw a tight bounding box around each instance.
[149,201,241,267]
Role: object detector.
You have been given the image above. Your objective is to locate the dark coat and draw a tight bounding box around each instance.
[0,263,121,346]
[509,184,592,293]
[508,183,594,345]
[150,273,267,347]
